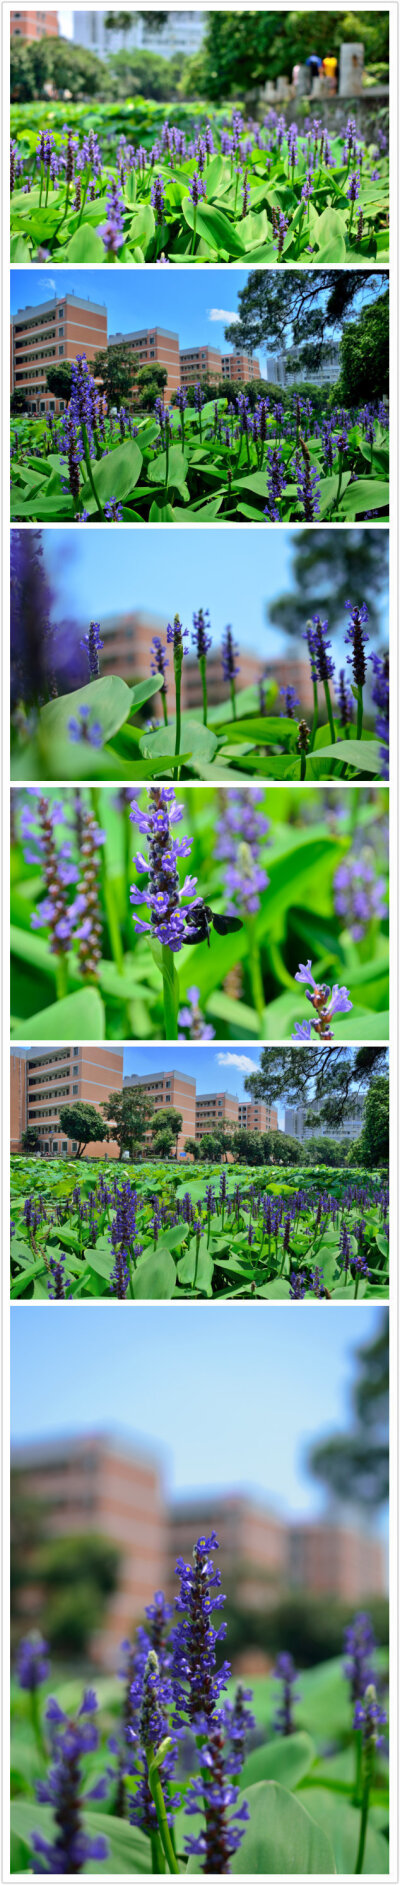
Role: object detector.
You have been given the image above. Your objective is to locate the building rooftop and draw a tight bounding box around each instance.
[12,292,106,321]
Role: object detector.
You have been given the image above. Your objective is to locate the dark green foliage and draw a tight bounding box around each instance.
[10,33,117,102]
[359,1077,389,1166]
[58,1101,107,1157]
[201,11,389,98]
[308,1311,389,1509]
[338,293,389,405]
[45,362,73,402]
[245,1047,389,1134]
[101,1087,154,1159]
[92,344,138,408]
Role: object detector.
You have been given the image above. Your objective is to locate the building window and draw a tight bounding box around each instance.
[72,1085,78,1095]
[58,346,64,356]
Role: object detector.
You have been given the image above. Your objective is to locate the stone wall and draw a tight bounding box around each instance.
[246,89,388,147]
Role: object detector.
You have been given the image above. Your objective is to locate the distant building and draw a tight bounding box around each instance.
[10,291,107,414]
[266,345,341,389]
[288,1522,385,1604]
[10,1046,123,1156]
[195,1090,240,1138]
[11,10,58,40]
[284,1099,365,1143]
[97,610,267,714]
[109,326,181,406]
[11,1435,166,1669]
[179,346,260,389]
[237,1101,278,1133]
[72,11,205,61]
[124,1070,196,1155]
[166,1495,286,1610]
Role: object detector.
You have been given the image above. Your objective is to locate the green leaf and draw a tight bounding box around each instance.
[177,1235,214,1295]
[146,445,188,492]
[230,1781,336,1873]
[314,207,346,262]
[314,738,383,774]
[132,1248,176,1299]
[13,988,105,1041]
[40,676,132,747]
[338,478,389,518]
[10,233,31,260]
[302,1786,389,1874]
[130,676,165,710]
[64,224,105,261]
[182,195,246,257]
[140,716,218,766]
[10,1800,152,1874]
[241,1731,316,1793]
[80,440,143,512]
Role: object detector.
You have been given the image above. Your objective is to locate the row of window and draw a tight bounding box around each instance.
[14,310,64,334]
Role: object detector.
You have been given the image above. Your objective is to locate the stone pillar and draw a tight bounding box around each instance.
[339,43,364,96]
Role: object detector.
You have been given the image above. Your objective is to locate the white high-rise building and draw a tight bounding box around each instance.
[72,11,206,61]
[266,345,341,389]
[284,1099,365,1143]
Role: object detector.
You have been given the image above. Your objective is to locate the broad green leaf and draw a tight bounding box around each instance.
[13,987,105,1041]
[241,1731,316,1793]
[64,225,105,261]
[230,1781,336,1873]
[131,1247,176,1299]
[79,440,143,513]
[314,738,384,774]
[40,676,132,747]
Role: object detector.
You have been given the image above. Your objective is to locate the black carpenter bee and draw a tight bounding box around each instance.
[184,899,243,949]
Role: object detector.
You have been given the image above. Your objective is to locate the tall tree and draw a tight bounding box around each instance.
[244,1047,388,1132]
[224,271,388,375]
[101,1087,154,1159]
[58,1103,107,1158]
[308,1312,389,1511]
[338,292,389,404]
[92,344,138,407]
[150,1107,183,1156]
[358,1077,389,1167]
[267,528,388,644]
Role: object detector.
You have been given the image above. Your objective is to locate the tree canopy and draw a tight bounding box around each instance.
[224,271,389,377]
[307,1311,388,1511]
[337,291,389,405]
[244,1047,388,1133]
[267,528,389,644]
[58,1102,107,1157]
[200,12,389,99]
[101,1087,154,1159]
[92,344,138,407]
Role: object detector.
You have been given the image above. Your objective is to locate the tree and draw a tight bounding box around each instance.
[134,363,168,410]
[151,1127,176,1159]
[58,1103,107,1158]
[10,34,116,102]
[338,292,389,405]
[201,12,388,100]
[245,1047,388,1133]
[184,1137,201,1161]
[224,271,388,379]
[46,362,73,402]
[358,1077,389,1167]
[303,1135,347,1167]
[199,1133,225,1160]
[10,390,28,415]
[34,1533,120,1658]
[307,1311,389,1511]
[91,344,138,407]
[150,1107,182,1156]
[101,1087,154,1159]
[267,528,389,646]
[20,1126,41,1153]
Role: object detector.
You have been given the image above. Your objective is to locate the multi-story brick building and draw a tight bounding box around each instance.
[10,1046,123,1157]
[11,10,58,39]
[237,1101,278,1133]
[179,345,260,389]
[11,292,107,415]
[288,1522,385,1604]
[124,1070,196,1155]
[195,1090,239,1138]
[109,327,181,404]
[11,1435,166,1669]
[98,612,267,713]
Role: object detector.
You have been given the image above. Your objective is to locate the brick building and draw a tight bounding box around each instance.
[11,10,58,38]
[179,345,260,389]
[98,611,267,713]
[124,1070,196,1155]
[195,1090,240,1138]
[237,1101,278,1133]
[288,1523,386,1604]
[11,1435,166,1670]
[11,292,107,415]
[109,327,181,405]
[10,1046,123,1157]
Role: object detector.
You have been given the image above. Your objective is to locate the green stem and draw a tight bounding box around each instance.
[355,1780,370,1874]
[147,1758,179,1874]
[161,690,168,728]
[45,167,50,207]
[91,787,124,975]
[247,920,264,1025]
[308,682,318,752]
[30,1689,46,1761]
[199,656,208,726]
[165,430,170,498]
[300,750,307,780]
[150,1833,165,1873]
[230,677,237,721]
[82,424,104,520]
[161,945,178,1039]
[323,678,336,745]
[55,955,68,1001]
[356,686,363,741]
[190,205,197,256]
[174,665,182,760]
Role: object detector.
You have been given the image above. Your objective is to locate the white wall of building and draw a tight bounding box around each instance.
[72,11,205,60]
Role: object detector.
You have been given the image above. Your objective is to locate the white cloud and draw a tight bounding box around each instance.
[216,1053,258,1074]
[207,308,240,324]
[42,277,57,295]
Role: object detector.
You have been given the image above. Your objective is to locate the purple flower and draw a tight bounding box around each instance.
[150,635,169,690]
[69,808,105,978]
[22,793,78,954]
[97,174,124,253]
[48,1253,73,1300]
[274,209,289,255]
[17,1634,50,1692]
[104,496,123,521]
[353,1685,386,1750]
[189,171,206,206]
[344,601,369,687]
[264,447,286,521]
[347,169,361,203]
[68,706,103,749]
[172,1533,230,1728]
[336,669,354,728]
[130,787,197,953]
[192,608,212,660]
[344,1614,377,1707]
[221,625,240,685]
[280,686,300,718]
[178,985,215,1040]
[292,961,353,1040]
[309,614,335,684]
[184,1715,250,1869]
[296,457,320,521]
[273,1653,300,1734]
[80,621,104,681]
[370,651,389,777]
[334,856,387,941]
[216,789,269,918]
[31,1691,108,1873]
[151,175,165,224]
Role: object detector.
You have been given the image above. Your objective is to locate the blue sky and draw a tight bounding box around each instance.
[11,1305,385,1532]
[11,268,259,365]
[42,528,292,660]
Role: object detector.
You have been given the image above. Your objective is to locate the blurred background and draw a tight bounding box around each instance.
[11,1305,389,1675]
[10,526,389,724]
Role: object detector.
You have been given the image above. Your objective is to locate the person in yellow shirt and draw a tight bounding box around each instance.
[322,55,338,92]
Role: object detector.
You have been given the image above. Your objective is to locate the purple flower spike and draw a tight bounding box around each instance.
[31,1689,108,1873]
[293,962,353,1040]
[130,787,197,954]
[17,1634,50,1693]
